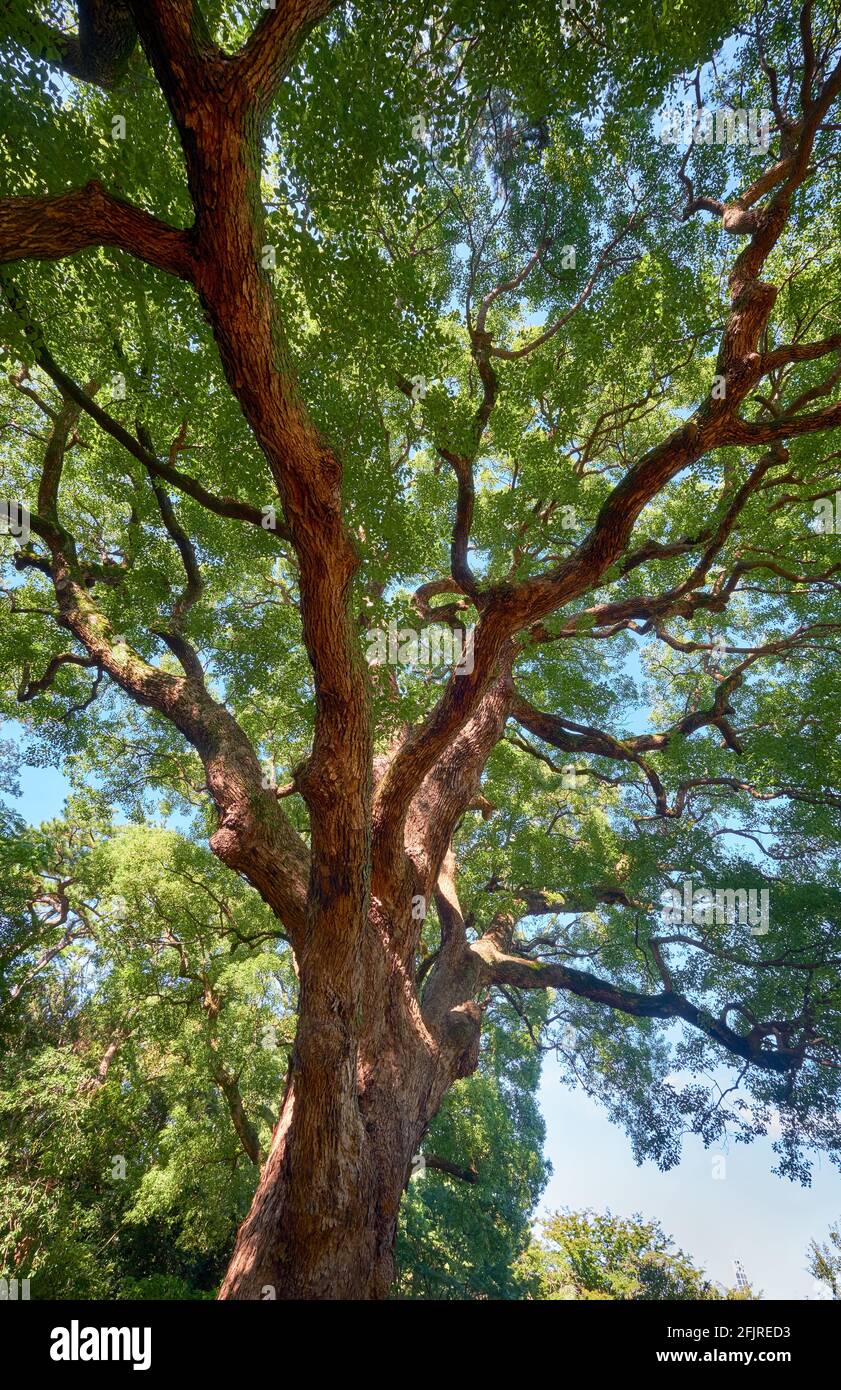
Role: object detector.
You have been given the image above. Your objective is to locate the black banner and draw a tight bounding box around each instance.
[5,1296,836,1378]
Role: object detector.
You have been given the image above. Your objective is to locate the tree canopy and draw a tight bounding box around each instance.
[1,0,840,1299]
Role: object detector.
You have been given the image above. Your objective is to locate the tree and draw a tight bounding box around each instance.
[0,816,292,1296]
[0,812,545,1298]
[517,1209,752,1301]
[808,1219,841,1299]
[1,0,840,1299]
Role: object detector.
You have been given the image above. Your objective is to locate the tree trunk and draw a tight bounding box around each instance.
[219,901,480,1300]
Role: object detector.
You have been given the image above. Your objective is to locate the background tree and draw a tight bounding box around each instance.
[0,815,292,1296]
[517,1209,754,1301]
[395,991,549,1299]
[1,0,840,1298]
[808,1218,841,1299]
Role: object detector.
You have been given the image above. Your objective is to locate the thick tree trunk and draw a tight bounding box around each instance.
[218,1078,390,1300]
[218,1083,409,1300]
[219,900,479,1300]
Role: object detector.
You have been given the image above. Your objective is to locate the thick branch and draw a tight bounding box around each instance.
[6,1,138,89]
[23,397,310,941]
[230,0,339,112]
[471,938,808,1075]
[0,183,195,280]
[422,1154,478,1183]
[210,1060,263,1167]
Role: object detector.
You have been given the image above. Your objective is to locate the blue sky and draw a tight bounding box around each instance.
[538,1054,839,1299]
[529,643,839,1300]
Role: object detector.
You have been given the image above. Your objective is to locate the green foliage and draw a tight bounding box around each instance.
[395,994,549,1298]
[518,1209,751,1301]
[0,0,840,1298]
[808,1218,841,1300]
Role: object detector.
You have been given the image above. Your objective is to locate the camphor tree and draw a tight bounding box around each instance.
[0,0,840,1300]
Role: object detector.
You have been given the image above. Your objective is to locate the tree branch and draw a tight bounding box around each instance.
[26,336,291,539]
[422,1154,478,1183]
[5,0,138,90]
[230,0,340,112]
[471,938,812,1075]
[0,183,195,280]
